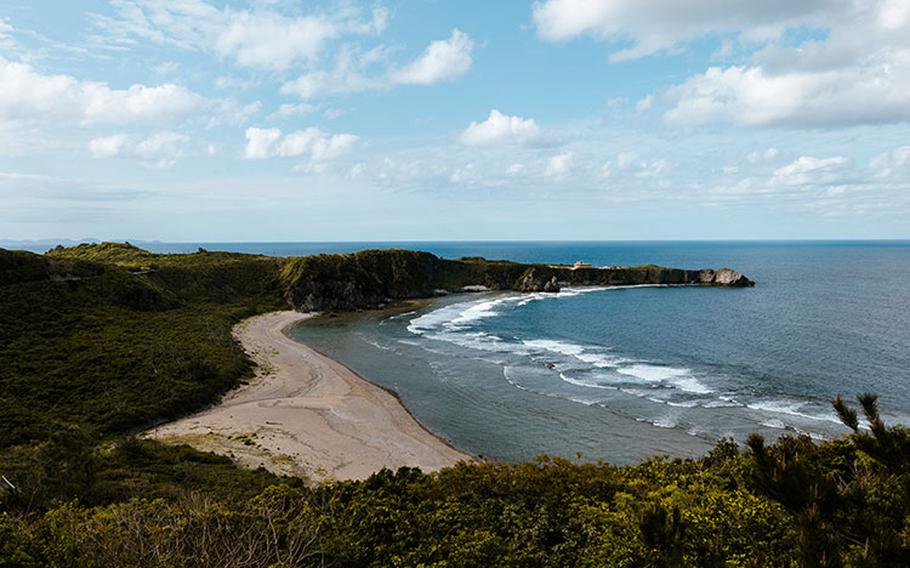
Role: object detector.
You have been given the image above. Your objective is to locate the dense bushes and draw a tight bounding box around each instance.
[2,416,906,567]
[2,407,908,566]
[0,246,285,448]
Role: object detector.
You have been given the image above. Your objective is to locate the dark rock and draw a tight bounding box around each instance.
[281,249,753,312]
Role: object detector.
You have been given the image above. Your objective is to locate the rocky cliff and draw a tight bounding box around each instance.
[280,249,754,312]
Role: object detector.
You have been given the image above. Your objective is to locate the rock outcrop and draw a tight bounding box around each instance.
[515,269,561,293]
[280,250,754,312]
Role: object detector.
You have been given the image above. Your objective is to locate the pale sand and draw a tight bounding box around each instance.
[147,310,472,482]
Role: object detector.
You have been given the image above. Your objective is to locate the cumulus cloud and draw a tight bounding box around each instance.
[665,62,910,128]
[89,134,128,159]
[544,152,573,177]
[635,95,654,113]
[460,110,540,147]
[243,127,283,160]
[0,57,204,126]
[88,131,190,168]
[531,0,836,61]
[771,156,849,186]
[662,1,910,128]
[390,29,474,85]
[243,126,358,166]
[214,12,338,70]
[281,30,474,99]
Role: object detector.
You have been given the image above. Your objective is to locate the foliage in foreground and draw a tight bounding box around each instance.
[2,396,909,567]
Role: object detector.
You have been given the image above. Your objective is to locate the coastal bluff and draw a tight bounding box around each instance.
[20,243,753,314]
[281,249,754,312]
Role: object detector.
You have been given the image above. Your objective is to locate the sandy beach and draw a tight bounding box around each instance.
[147,310,471,482]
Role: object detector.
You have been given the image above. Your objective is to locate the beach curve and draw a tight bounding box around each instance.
[146,310,472,482]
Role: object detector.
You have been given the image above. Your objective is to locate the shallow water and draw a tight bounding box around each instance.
[289,241,910,463]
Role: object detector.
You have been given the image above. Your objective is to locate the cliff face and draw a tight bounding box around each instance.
[281,250,754,312]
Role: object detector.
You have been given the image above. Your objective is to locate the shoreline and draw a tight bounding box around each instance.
[146,310,473,482]
[279,316,474,460]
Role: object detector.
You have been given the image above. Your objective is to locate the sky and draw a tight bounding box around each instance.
[1,0,909,242]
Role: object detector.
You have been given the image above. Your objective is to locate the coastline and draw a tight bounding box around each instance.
[146,310,473,482]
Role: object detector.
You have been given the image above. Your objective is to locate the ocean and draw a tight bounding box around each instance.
[286,241,910,463]
[28,239,910,463]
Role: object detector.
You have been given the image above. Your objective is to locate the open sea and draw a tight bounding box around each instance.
[28,240,910,463]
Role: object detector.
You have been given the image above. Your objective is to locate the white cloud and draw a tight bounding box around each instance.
[83,83,205,126]
[154,61,179,75]
[88,131,190,168]
[748,148,780,163]
[243,127,282,159]
[92,1,387,71]
[280,46,386,99]
[506,163,526,175]
[311,133,358,162]
[214,11,338,70]
[449,163,476,184]
[616,152,636,169]
[531,0,837,61]
[281,30,474,100]
[0,57,204,126]
[544,152,573,177]
[134,131,190,167]
[662,1,910,128]
[268,103,321,120]
[771,156,849,186]
[89,134,128,158]
[870,146,910,177]
[460,110,541,147]
[0,17,15,49]
[390,29,474,85]
[635,94,654,113]
[665,62,910,128]
[214,76,257,90]
[244,126,358,166]
[635,159,668,178]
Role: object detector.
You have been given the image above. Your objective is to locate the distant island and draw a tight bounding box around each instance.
[2,242,907,567]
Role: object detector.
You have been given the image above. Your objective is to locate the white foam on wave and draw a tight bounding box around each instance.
[522,338,628,368]
[616,364,713,394]
[637,415,678,429]
[363,338,393,351]
[502,366,530,391]
[408,286,629,336]
[664,399,702,408]
[559,372,616,390]
[746,400,842,425]
[702,399,744,408]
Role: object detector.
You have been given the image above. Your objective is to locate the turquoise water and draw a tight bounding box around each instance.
[283,241,910,463]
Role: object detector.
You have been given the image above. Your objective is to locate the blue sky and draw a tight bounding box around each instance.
[1,0,909,241]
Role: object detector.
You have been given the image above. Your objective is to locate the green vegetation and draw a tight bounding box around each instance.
[2,410,908,566]
[1,244,284,447]
[1,243,905,566]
